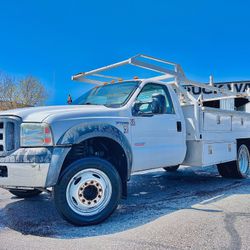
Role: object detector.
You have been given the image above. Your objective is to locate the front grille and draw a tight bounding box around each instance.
[6,122,15,151]
[0,117,20,156]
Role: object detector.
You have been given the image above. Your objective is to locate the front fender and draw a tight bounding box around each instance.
[57,123,133,178]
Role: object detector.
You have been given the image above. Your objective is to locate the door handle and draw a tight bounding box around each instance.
[176,121,182,132]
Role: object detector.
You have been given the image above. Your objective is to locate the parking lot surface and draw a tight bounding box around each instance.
[0,165,250,250]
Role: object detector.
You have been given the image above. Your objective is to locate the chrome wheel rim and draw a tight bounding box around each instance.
[238,145,250,175]
[66,168,112,216]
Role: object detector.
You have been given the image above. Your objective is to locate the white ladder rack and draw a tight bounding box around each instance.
[72,54,250,105]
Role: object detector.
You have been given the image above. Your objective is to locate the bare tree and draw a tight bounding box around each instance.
[17,76,47,107]
[0,72,47,110]
[0,72,18,110]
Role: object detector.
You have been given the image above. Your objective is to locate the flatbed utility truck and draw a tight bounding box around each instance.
[0,55,250,225]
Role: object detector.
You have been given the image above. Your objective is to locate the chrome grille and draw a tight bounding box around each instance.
[0,117,20,157]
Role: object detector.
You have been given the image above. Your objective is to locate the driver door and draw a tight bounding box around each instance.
[131,83,185,172]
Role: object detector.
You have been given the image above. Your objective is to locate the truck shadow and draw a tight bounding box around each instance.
[0,166,249,238]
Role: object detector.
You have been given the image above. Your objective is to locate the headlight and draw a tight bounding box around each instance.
[20,123,53,147]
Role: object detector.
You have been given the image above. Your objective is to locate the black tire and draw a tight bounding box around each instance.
[163,165,180,172]
[9,189,42,198]
[54,157,122,226]
[217,162,232,178]
[217,143,250,179]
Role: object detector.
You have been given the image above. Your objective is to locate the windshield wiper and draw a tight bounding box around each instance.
[84,102,96,105]
[83,102,109,107]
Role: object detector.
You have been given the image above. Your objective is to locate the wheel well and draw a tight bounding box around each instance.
[61,137,128,197]
[236,138,250,149]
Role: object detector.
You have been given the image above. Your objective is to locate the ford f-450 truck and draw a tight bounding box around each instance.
[0,55,250,226]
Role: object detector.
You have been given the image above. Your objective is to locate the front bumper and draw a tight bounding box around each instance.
[0,162,50,188]
[0,147,52,188]
[0,147,71,189]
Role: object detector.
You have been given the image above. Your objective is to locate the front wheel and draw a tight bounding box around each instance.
[54,157,122,226]
[217,144,250,178]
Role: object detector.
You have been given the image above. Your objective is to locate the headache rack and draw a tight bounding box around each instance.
[72,54,250,106]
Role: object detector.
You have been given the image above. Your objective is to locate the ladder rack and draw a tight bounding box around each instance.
[72,54,250,105]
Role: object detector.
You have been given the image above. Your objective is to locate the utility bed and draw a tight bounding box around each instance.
[183,105,250,166]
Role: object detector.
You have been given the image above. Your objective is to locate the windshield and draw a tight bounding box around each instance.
[73,81,140,107]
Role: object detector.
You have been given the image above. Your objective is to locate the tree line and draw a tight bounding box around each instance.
[0,71,47,110]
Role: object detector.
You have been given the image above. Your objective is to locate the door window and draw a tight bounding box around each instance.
[135,83,175,114]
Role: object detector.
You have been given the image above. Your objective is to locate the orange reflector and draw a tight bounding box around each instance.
[44,137,52,144]
[103,82,108,85]
[134,76,139,79]
[118,78,123,82]
[110,80,115,84]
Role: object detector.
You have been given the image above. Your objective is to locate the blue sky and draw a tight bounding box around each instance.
[0,0,249,105]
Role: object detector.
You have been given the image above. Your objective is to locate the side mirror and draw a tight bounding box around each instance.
[132,94,166,116]
[132,101,153,116]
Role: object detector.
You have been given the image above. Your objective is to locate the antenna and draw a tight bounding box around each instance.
[209,75,214,86]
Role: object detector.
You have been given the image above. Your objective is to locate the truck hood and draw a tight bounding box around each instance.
[0,105,114,122]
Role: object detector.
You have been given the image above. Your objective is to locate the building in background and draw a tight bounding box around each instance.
[0,101,30,111]
[185,80,250,112]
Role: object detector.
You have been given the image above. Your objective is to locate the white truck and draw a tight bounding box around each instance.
[0,55,250,226]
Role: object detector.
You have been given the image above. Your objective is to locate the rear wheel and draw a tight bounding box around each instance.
[163,165,180,172]
[54,157,122,226]
[217,144,250,178]
[9,189,42,198]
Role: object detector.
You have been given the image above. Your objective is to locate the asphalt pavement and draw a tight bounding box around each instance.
[0,165,249,250]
